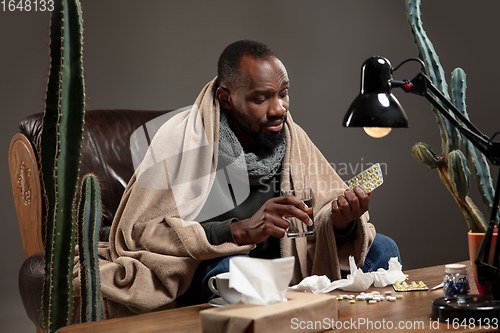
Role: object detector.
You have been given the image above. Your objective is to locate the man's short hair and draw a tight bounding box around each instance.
[217,39,275,89]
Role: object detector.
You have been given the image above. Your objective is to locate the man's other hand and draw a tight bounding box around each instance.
[331,186,370,231]
[231,195,312,245]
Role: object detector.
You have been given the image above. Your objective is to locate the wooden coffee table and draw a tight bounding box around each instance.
[59,260,497,332]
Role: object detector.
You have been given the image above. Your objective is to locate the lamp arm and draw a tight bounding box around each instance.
[405,73,492,159]
[476,168,500,298]
[400,72,500,297]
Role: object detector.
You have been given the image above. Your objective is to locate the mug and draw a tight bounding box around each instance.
[208,272,242,304]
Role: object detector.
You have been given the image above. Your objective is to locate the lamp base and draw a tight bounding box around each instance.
[432,295,500,321]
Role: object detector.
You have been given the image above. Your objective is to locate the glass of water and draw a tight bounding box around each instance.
[280,188,314,238]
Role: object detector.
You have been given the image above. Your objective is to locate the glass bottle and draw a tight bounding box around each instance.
[443,263,470,297]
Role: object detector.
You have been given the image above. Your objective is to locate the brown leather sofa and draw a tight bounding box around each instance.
[9,109,171,330]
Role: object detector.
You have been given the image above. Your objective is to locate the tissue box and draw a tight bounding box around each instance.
[200,291,338,333]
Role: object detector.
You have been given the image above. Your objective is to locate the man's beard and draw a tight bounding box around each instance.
[255,124,286,154]
[238,112,287,155]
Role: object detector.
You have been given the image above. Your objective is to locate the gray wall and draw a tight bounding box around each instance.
[2,0,499,306]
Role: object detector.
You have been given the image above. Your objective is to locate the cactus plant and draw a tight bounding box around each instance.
[40,0,86,331]
[77,174,105,323]
[406,0,497,233]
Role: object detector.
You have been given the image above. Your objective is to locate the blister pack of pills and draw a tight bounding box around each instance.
[346,163,384,193]
[392,280,429,292]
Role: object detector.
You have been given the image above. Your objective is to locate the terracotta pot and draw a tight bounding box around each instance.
[468,229,498,295]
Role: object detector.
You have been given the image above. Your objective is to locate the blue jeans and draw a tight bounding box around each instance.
[361,233,401,272]
[177,233,400,306]
[340,233,401,278]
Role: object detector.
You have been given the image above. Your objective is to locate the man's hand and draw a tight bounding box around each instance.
[231,195,313,245]
[331,186,371,230]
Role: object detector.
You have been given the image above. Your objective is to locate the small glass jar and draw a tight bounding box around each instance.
[443,263,470,297]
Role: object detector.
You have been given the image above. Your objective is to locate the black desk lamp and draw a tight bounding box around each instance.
[344,56,500,320]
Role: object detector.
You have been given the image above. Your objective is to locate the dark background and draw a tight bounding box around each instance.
[2,1,499,329]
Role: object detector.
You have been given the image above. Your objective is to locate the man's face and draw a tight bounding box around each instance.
[224,56,289,150]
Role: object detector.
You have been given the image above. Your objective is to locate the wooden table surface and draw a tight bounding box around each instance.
[58,260,498,332]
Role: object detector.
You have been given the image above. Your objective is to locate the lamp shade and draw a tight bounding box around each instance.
[343,56,409,128]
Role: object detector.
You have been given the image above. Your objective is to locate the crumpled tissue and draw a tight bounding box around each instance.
[289,256,407,294]
[229,256,295,305]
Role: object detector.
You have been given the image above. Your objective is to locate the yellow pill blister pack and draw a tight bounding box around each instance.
[346,163,384,193]
[392,281,429,292]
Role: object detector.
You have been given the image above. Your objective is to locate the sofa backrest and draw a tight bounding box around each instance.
[19,109,170,241]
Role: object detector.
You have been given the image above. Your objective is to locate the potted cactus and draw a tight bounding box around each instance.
[406,0,498,295]
[41,1,104,331]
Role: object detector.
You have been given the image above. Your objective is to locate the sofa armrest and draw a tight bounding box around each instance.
[9,132,44,259]
[19,252,45,329]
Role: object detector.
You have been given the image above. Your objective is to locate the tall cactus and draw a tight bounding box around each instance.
[406,0,495,233]
[77,174,105,323]
[41,0,86,332]
[451,68,500,225]
[406,0,461,157]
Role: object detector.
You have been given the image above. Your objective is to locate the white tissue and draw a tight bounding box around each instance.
[229,256,295,305]
[289,256,407,294]
[320,256,374,293]
[372,257,407,287]
[287,275,332,293]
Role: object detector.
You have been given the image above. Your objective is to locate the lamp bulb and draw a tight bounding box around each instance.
[363,127,392,138]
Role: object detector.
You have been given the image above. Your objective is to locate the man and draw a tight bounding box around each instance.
[91,40,399,318]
